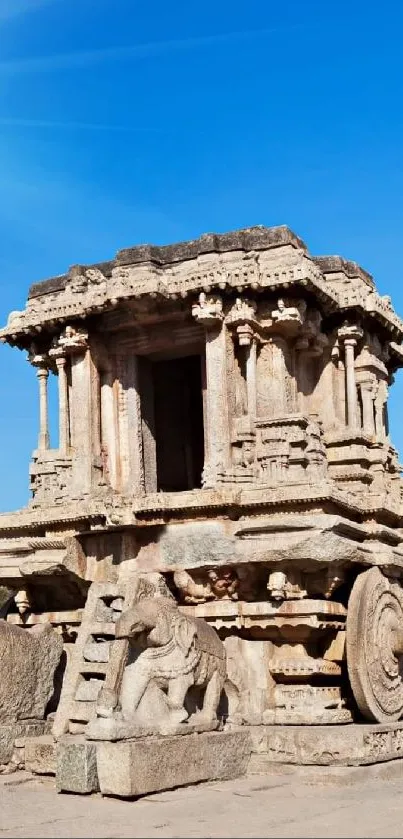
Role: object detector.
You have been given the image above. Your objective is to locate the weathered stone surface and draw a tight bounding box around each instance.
[92,597,227,737]
[83,641,110,663]
[24,735,56,775]
[96,730,251,798]
[248,723,403,766]
[75,679,102,702]
[56,739,99,793]
[0,721,50,764]
[0,621,63,723]
[0,725,15,764]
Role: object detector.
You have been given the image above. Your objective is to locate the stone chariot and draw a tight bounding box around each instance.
[1,225,403,793]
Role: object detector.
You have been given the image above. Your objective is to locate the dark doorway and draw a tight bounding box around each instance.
[153,355,204,492]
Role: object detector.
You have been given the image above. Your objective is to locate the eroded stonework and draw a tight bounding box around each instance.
[2,225,403,791]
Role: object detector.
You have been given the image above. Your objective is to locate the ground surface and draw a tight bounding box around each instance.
[1,764,403,838]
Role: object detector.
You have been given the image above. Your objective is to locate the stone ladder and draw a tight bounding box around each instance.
[53,582,124,739]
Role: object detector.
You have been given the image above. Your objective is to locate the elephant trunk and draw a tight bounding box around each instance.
[115,607,144,639]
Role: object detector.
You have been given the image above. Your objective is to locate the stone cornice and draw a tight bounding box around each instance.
[0,480,401,535]
[1,225,403,347]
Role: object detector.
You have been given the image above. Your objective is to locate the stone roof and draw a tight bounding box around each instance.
[1,224,402,345]
[28,226,305,299]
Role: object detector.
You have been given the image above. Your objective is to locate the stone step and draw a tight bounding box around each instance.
[83,641,111,663]
[75,678,103,702]
[69,700,97,723]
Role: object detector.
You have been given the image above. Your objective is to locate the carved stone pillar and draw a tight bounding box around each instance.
[375,379,388,440]
[192,294,230,484]
[29,347,51,451]
[100,369,119,491]
[338,326,363,429]
[345,340,358,428]
[246,339,257,419]
[56,356,69,453]
[54,325,95,494]
[117,354,145,496]
[360,382,375,436]
[49,344,70,455]
[225,298,259,420]
[36,366,50,451]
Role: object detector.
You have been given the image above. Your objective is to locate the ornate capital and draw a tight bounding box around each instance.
[225,297,259,346]
[56,324,89,354]
[338,324,364,347]
[272,298,306,326]
[191,293,223,328]
[28,343,49,370]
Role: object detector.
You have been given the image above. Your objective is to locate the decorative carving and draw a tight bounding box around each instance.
[267,570,307,601]
[57,325,88,354]
[13,588,32,615]
[346,567,403,722]
[272,298,306,325]
[174,567,239,603]
[225,297,259,346]
[88,597,228,737]
[191,292,223,327]
[29,452,73,505]
[254,414,328,484]
[173,570,215,604]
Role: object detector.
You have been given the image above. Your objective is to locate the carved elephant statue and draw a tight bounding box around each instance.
[114,596,227,727]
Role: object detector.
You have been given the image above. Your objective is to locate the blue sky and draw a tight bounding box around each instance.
[1,0,403,511]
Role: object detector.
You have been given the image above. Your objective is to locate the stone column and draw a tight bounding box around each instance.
[117,354,145,496]
[360,382,375,436]
[375,379,388,440]
[192,294,230,485]
[36,367,50,451]
[226,298,259,421]
[345,339,358,428]
[55,355,69,454]
[101,369,119,490]
[246,339,257,419]
[338,326,363,429]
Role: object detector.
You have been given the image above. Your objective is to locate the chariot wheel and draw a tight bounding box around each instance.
[346,566,403,722]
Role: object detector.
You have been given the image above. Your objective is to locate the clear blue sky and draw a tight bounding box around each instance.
[1,0,403,512]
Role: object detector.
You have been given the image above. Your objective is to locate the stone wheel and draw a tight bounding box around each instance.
[346,566,403,722]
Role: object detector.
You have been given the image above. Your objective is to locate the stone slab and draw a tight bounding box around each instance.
[248,723,403,766]
[0,721,50,764]
[56,739,99,793]
[25,735,56,775]
[96,730,251,798]
[248,755,403,786]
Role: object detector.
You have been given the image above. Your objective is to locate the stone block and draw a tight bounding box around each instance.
[96,730,251,798]
[0,621,63,723]
[25,735,56,775]
[0,720,50,764]
[0,725,15,763]
[249,723,403,766]
[56,739,99,793]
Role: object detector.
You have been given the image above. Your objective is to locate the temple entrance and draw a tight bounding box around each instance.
[151,355,204,492]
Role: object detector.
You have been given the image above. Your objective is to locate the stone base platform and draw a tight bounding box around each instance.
[56,730,252,798]
[248,723,403,766]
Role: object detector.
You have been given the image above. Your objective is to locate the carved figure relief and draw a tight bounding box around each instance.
[88,597,229,737]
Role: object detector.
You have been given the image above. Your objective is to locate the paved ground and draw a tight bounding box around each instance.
[2,764,403,838]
